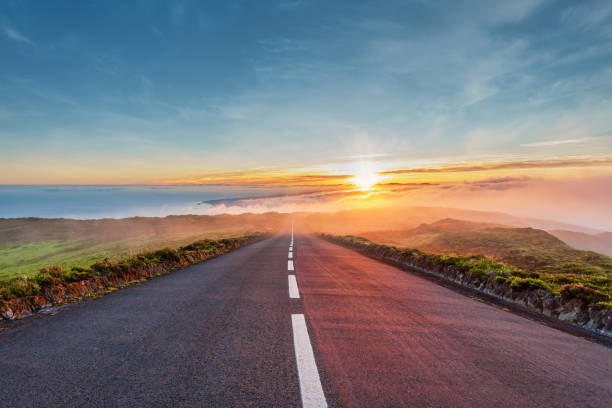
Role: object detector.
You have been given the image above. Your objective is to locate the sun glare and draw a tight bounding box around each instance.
[348,162,386,190]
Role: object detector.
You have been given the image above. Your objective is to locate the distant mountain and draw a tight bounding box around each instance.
[399,206,603,234]
[298,206,603,235]
[548,230,612,257]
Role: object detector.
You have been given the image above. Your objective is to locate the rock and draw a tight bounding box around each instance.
[2,307,15,320]
[542,295,560,317]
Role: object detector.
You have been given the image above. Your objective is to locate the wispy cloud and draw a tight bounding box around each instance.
[380,157,612,175]
[520,136,610,147]
[162,169,355,186]
[3,25,33,45]
[335,153,392,160]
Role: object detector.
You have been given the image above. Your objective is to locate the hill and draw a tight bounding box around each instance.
[361,219,612,296]
[549,230,612,257]
[296,206,603,235]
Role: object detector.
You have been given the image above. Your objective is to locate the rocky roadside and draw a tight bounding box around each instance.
[321,234,612,340]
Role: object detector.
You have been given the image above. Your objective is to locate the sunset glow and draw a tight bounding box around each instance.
[0,0,611,228]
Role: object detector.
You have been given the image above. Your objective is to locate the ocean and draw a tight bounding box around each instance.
[0,185,313,219]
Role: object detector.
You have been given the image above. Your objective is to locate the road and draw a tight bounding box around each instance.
[1,232,611,407]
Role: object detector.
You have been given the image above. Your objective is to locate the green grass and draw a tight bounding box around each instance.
[0,214,284,280]
[0,240,117,280]
[0,233,272,281]
[0,233,266,302]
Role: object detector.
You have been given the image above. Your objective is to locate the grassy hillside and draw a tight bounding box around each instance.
[361,219,612,296]
[0,214,284,280]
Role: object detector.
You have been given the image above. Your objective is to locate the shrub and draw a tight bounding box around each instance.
[560,284,609,305]
[59,268,95,282]
[551,276,576,285]
[32,273,53,286]
[182,239,216,252]
[121,257,147,266]
[7,278,40,297]
[91,259,112,275]
[152,248,180,262]
[59,270,79,282]
[494,275,509,284]
[0,286,11,299]
[71,265,94,274]
[39,265,64,278]
[509,277,552,292]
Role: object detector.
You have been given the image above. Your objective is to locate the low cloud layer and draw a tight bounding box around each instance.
[194,174,612,231]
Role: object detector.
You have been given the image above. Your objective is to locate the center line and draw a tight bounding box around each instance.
[288,275,300,298]
[289,251,293,259]
[292,314,328,408]
[288,260,294,271]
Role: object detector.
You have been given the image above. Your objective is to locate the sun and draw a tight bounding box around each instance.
[348,163,385,190]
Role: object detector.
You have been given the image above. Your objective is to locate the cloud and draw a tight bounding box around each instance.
[520,136,611,147]
[396,175,612,231]
[335,153,392,160]
[162,169,355,186]
[160,173,612,231]
[380,157,612,175]
[3,25,33,44]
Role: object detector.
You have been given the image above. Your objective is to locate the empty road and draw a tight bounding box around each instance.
[1,231,611,407]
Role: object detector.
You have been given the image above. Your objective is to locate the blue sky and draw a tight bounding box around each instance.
[1,0,612,183]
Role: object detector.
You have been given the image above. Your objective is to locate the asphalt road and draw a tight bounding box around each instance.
[1,232,611,407]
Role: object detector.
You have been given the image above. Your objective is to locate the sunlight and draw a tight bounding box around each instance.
[348,161,387,190]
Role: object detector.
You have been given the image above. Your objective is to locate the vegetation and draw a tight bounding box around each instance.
[361,219,612,297]
[323,234,611,308]
[0,214,284,279]
[0,233,266,301]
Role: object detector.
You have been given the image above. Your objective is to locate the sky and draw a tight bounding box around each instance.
[1,0,612,227]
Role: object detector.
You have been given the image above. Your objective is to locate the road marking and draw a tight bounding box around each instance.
[292,314,327,408]
[288,275,300,298]
[288,260,294,271]
[289,251,293,259]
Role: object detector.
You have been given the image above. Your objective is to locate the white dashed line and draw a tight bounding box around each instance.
[288,275,300,298]
[292,314,327,408]
[289,251,293,259]
[288,260,294,271]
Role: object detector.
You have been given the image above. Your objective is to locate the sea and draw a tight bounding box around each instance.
[0,185,314,219]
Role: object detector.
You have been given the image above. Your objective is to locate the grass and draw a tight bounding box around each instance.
[0,214,284,280]
[361,221,612,297]
[0,232,273,281]
[0,240,120,280]
[0,233,266,302]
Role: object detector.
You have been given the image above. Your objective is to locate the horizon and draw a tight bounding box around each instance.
[1,184,611,232]
[1,1,612,226]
